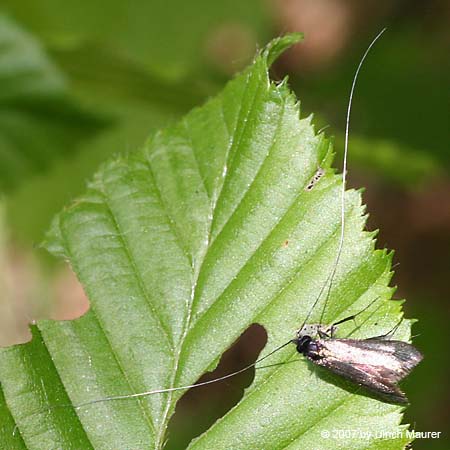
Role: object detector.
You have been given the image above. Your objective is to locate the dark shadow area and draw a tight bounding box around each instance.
[165,324,267,450]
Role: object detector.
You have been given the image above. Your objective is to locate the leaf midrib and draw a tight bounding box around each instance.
[156,68,262,448]
[158,78,331,446]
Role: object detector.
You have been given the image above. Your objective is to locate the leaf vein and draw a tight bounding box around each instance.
[99,181,175,349]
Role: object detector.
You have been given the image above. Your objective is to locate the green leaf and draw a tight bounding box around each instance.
[0,386,27,450]
[0,34,414,449]
[0,14,108,192]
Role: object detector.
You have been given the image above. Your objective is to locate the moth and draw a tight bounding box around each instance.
[294,315,423,404]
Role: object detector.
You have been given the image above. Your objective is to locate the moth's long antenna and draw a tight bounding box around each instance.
[45,30,387,414]
[300,28,387,331]
[51,339,293,411]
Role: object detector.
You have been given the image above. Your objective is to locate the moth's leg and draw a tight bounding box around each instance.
[330,296,380,338]
[331,315,357,327]
[318,328,331,339]
[368,318,403,340]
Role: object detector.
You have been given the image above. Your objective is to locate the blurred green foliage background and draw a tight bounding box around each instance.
[0,1,448,448]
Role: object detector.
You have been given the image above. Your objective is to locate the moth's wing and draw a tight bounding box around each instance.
[312,339,423,404]
[314,354,409,403]
[342,339,423,380]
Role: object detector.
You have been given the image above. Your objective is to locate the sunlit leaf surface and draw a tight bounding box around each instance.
[0,35,413,449]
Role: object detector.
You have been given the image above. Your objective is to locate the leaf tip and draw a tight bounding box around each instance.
[262,33,304,67]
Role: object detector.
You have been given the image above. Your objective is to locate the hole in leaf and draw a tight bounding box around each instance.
[165,323,267,449]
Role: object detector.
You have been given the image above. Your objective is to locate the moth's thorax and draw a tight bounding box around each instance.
[294,334,322,359]
[296,323,336,339]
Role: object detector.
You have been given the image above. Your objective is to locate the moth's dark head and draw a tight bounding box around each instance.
[295,335,312,355]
